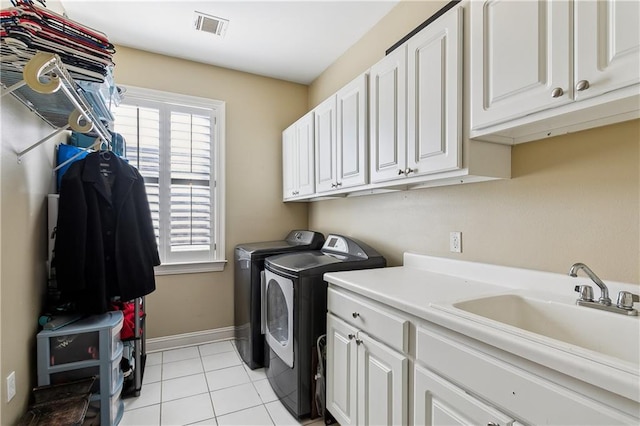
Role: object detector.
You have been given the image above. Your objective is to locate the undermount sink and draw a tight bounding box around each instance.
[452,293,640,366]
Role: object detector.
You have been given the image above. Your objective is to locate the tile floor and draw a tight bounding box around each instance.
[119,340,326,426]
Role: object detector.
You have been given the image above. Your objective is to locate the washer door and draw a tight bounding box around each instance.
[264,269,294,368]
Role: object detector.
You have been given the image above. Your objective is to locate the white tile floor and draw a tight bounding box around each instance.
[119,340,326,426]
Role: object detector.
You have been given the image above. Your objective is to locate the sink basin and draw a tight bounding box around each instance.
[452,294,640,366]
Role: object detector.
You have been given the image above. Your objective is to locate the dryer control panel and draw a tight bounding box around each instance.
[323,235,349,253]
[322,234,372,259]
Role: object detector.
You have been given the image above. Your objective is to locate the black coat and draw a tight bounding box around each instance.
[54,152,161,313]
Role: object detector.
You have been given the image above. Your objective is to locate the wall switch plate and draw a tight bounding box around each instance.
[7,371,16,402]
[450,232,462,253]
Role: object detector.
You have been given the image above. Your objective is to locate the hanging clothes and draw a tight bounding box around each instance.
[54,151,160,314]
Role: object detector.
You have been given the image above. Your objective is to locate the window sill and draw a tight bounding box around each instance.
[154,260,227,276]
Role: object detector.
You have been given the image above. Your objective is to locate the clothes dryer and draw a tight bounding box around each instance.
[263,234,386,418]
[234,230,324,369]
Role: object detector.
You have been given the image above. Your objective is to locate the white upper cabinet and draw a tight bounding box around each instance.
[371,5,463,184]
[282,111,315,200]
[369,45,407,184]
[314,96,338,193]
[574,0,640,101]
[471,0,640,140]
[470,0,571,129]
[315,73,369,194]
[407,6,463,175]
[283,2,512,202]
[336,73,368,190]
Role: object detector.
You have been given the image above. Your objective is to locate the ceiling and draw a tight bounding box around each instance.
[60,0,400,85]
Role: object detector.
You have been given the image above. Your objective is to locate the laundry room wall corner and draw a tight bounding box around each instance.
[113,46,310,338]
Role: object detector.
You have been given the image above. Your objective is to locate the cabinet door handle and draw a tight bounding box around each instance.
[487,423,500,426]
[551,87,564,98]
[352,312,360,318]
[576,80,590,91]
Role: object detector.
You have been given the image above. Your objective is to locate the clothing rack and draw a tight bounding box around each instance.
[1,52,112,163]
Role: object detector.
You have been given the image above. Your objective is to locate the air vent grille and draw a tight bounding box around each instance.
[193,12,228,37]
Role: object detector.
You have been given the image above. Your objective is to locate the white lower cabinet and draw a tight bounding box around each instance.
[357,330,407,425]
[414,364,515,426]
[416,325,638,426]
[326,314,358,426]
[326,284,638,426]
[326,287,409,426]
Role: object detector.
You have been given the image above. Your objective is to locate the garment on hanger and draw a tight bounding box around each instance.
[54,151,160,314]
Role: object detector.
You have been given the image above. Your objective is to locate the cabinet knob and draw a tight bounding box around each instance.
[331,183,337,188]
[487,423,500,426]
[348,334,356,340]
[336,182,342,187]
[404,168,414,175]
[398,169,404,175]
[352,312,360,318]
[576,80,590,91]
[355,339,363,345]
[551,87,564,98]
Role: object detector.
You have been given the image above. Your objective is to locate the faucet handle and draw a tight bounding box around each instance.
[574,285,594,302]
[616,291,640,310]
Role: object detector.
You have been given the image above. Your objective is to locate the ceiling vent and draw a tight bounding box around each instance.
[193,11,229,38]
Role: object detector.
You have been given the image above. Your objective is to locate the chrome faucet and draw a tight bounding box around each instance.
[569,262,638,316]
[568,262,611,305]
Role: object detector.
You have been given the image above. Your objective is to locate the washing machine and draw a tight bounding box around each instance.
[234,230,324,369]
[263,234,386,418]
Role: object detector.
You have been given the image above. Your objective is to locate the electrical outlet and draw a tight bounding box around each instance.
[7,371,16,402]
[450,231,462,253]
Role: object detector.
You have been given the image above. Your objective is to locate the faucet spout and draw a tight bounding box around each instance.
[568,262,611,305]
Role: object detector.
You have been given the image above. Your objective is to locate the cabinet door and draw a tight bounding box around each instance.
[414,364,515,426]
[295,111,315,197]
[470,0,571,130]
[407,6,462,176]
[357,331,408,426]
[315,96,337,193]
[326,314,358,426]
[369,45,407,183]
[574,0,640,101]
[282,125,297,200]
[337,73,368,189]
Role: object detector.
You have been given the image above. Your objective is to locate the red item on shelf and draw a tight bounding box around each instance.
[110,301,143,340]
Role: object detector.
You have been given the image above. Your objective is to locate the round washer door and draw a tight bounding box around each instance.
[264,269,294,368]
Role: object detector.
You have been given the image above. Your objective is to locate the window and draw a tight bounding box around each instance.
[113,86,226,274]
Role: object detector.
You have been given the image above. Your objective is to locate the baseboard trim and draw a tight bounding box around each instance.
[146,326,235,353]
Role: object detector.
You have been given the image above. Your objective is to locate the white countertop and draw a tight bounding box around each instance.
[323,253,640,403]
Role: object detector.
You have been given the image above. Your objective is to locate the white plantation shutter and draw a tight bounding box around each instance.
[113,87,226,272]
[169,110,212,251]
[114,105,161,242]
